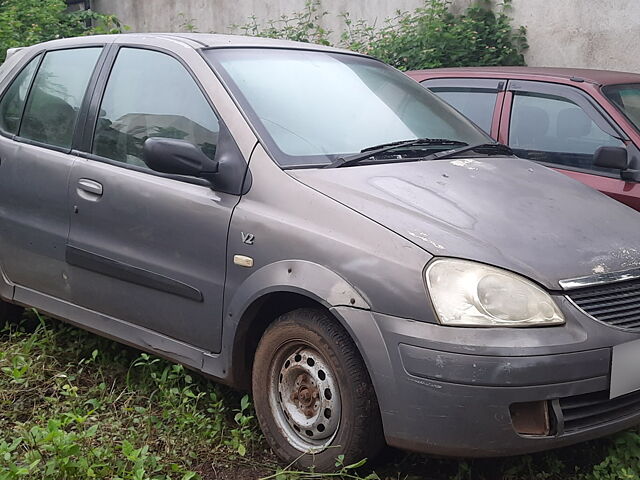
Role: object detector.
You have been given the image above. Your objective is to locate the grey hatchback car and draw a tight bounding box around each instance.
[1,34,640,470]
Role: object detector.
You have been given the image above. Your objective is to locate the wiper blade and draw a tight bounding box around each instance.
[422,142,513,161]
[359,138,467,153]
[324,138,468,168]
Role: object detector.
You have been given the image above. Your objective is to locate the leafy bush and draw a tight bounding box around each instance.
[232,0,331,46]
[589,431,640,480]
[342,0,527,70]
[0,0,125,63]
[232,0,528,71]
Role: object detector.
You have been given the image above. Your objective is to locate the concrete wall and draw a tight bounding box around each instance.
[91,0,433,38]
[92,0,640,73]
[508,0,640,72]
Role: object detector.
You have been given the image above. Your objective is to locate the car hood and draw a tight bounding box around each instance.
[290,157,640,290]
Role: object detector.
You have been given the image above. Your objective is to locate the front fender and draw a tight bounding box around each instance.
[225,259,370,319]
[202,260,370,385]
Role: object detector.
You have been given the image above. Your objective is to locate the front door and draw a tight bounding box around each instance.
[501,80,639,210]
[67,47,240,352]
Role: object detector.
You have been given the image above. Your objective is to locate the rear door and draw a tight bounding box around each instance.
[500,80,639,209]
[420,78,505,137]
[0,46,105,299]
[66,46,241,352]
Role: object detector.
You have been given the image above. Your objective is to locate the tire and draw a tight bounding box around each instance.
[252,308,384,471]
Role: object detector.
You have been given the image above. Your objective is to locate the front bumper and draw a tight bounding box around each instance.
[332,298,640,457]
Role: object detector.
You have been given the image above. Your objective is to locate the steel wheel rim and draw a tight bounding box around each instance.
[268,343,341,452]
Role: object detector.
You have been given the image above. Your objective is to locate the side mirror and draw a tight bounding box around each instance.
[593,146,629,170]
[142,137,218,181]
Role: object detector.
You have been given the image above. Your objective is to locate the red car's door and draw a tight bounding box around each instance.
[498,80,640,211]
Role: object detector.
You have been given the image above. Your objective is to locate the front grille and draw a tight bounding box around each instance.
[560,389,640,432]
[568,279,640,331]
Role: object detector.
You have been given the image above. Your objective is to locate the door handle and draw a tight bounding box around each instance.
[77,179,103,197]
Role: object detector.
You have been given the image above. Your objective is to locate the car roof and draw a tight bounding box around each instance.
[25,33,354,55]
[407,66,640,86]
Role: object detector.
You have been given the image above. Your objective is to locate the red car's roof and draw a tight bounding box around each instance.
[406,67,640,86]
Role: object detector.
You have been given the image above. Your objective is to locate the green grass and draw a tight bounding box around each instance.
[0,310,639,480]
[0,310,265,480]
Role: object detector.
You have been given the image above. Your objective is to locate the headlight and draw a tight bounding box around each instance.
[425,258,564,327]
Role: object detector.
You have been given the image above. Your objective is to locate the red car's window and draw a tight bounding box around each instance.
[509,92,624,174]
[427,88,497,134]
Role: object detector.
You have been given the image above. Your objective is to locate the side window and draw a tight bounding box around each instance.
[20,48,102,149]
[509,93,624,173]
[0,55,40,135]
[93,48,220,168]
[427,87,497,134]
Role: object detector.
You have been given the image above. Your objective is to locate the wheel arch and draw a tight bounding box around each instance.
[221,260,371,389]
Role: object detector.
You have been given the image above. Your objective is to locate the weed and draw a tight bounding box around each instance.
[177,13,198,33]
[262,455,379,480]
[231,0,331,46]
[589,430,640,480]
[0,312,261,479]
[0,311,637,479]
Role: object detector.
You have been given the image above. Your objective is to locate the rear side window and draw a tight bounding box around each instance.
[93,48,220,168]
[20,47,102,149]
[509,93,624,174]
[0,55,40,135]
[428,88,497,134]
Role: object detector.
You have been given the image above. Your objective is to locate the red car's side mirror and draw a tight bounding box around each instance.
[594,147,640,182]
[593,146,628,170]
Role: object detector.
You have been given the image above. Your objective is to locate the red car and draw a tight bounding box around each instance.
[407,67,640,211]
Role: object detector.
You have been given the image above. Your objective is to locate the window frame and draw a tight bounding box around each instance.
[79,44,231,186]
[0,44,109,154]
[17,46,107,152]
[505,80,630,178]
[420,78,505,90]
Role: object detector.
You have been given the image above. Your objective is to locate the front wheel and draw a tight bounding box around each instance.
[252,308,384,471]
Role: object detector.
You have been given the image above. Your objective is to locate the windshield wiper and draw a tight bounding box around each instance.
[324,138,468,168]
[422,142,513,161]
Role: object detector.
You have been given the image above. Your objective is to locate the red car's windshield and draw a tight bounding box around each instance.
[603,83,640,132]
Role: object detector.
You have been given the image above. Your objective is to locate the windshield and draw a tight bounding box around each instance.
[603,83,640,132]
[205,48,489,167]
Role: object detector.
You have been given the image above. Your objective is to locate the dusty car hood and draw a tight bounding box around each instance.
[290,157,640,290]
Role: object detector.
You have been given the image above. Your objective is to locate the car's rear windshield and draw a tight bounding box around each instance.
[204,48,489,167]
[603,83,640,132]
